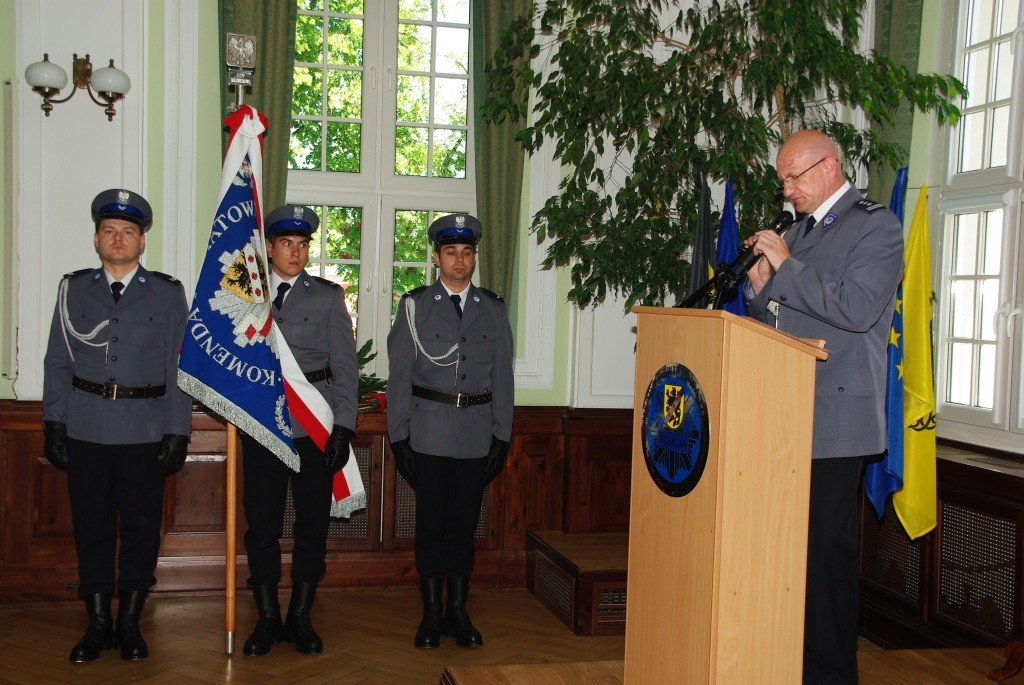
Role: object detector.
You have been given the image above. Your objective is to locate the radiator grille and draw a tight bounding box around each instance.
[594,584,627,634]
[534,550,574,627]
[860,496,922,603]
[283,443,371,540]
[937,502,1016,641]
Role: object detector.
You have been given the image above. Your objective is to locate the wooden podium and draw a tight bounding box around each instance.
[625,307,827,684]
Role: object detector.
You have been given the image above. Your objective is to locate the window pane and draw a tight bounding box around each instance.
[290,120,322,170]
[327,69,362,118]
[982,209,1003,273]
[392,266,428,313]
[325,206,362,260]
[397,75,430,123]
[327,17,363,66]
[949,280,976,338]
[295,15,324,63]
[998,0,1019,33]
[394,210,430,262]
[396,126,429,176]
[967,0,995,45]
[326,122,361,172]
[963,48,990,108]
[952,214,979,274]
[977,343,995,408]
[947,342,974,404]
[979,278,999,339]
[989,105,1009,167]
[293,67,324,117]
[399,0,432,20]
[432,128,467,178]
[434,78,468,125]
[436,27,469,74]
[329,0,363,14]
[398,24,432,71]
[993,39,1013,100]
[957,111,986,172]
[438,0,469,23]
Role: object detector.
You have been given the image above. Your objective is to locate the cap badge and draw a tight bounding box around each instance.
[293,206,304,222]
[117,190,130,206]
[455,215,466,228]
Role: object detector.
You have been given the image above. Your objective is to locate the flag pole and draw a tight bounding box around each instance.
[225,422,238,653]
[222,31,255,657]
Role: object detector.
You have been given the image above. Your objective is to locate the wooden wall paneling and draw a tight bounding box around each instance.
[564,409,632,534]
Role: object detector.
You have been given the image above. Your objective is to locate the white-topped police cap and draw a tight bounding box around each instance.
[265,204,320,238]
[428,213,482,246]
[91,189,154,232]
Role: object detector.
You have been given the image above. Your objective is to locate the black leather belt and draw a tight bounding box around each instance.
[304,367,333,385]
[412,384,492,408]
[72,376,166,400]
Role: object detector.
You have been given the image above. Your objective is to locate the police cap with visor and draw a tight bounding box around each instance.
[428,213,481,247]
[91,189,154,233]
[265,204,320,239]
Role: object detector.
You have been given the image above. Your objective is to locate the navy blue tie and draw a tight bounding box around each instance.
[111,282,124,303]
[450,293,463,318]
[273,282,291,310]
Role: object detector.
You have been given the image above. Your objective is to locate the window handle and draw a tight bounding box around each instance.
[1007,307,1022,338]
[363,272,374,293]
[381,273,390,295]
[386,66,393,92]
[993,303,1010,337]
[369,65,376,89]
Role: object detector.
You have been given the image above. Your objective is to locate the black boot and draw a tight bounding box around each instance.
[114,591,148,661]
[243,584,284,656]
[69,593,114,662]
[443,575,483,647]
[414,577,444,649]
[283,581,323,654]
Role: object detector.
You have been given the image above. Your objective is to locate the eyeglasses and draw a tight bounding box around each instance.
[778,157,832,188]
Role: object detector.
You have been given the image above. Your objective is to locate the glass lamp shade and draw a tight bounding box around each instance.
[25,58,68,91]
[90,65,131,96]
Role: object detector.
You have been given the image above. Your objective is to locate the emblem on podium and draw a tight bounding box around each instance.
[640,363,709,497]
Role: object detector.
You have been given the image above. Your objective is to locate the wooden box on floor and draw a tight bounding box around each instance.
[526,530,628,636]
[626,308,826,684]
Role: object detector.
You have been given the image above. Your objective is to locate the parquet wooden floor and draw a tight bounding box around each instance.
[0,587,1010,684]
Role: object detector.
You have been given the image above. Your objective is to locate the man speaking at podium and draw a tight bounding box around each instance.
[744,129,903,684]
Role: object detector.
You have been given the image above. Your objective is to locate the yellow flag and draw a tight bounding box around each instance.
[894,188,937,538]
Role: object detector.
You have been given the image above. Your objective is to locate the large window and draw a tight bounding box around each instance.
[936,0,1024,452]
[289,0,475,375]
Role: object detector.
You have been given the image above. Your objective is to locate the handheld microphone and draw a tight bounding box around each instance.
[731,210,795,273]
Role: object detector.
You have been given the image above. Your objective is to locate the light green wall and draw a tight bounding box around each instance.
[195,1,225,269]
[0,0,15,398]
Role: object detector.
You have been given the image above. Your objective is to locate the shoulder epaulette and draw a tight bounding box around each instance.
[854,199,884,213]
[311,275,340,289]
[401,284,429,299]
[63,268,93,280]
[478,287,504,302]
[150,271,180,283]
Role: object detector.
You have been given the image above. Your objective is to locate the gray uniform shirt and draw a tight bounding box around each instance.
[745,186,904,459]
[387,281,514,458]
[43,266,192,444]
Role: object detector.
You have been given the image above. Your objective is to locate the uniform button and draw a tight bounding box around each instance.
[460,374,467,379]
[110,356,118,362]
[434,334,439,339]
[111,317,119,324]
[108,376,116,382]
[778,296,787,302]
[838,387,844,393]
[277,317,283,323]
[111,337,118,343]
[461,354,467,360]
[461,336,467,342]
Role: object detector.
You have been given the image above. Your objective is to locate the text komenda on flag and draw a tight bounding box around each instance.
[177,105,364,518]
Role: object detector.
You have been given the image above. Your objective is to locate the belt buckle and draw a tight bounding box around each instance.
[104,383,118,400]
[456,392,469,408]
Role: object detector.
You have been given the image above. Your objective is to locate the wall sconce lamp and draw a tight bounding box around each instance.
[24,54,131,121]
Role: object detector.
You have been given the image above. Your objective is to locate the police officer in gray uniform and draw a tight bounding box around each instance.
[387,213,514,649]
[42,189,191,663]
[240,204,358,657]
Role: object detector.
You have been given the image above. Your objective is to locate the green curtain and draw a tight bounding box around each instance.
[472,0,531,301]
[867,0,924,201]
[219,0,297,212]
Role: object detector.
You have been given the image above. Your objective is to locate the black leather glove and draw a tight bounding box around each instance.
[483,437,510,483]
[325,425,354,474]
[43,421,70,470]
[391,438,416,488]
[158,434,189,475]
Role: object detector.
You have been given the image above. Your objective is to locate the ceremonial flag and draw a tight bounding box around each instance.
[177,105,364,518]
[865,167,908,518]
[893,187,937,538]
[686,171,715,307]
[714,182,746,315]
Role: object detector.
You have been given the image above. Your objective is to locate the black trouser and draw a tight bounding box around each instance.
[66,438,165,597]
[413,451,488,579]
[803,455,865,685]
[241,434,332,587]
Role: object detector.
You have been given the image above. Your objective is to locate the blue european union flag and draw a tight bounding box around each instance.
[715,182,746,315]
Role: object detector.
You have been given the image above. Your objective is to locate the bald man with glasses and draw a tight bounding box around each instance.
[744,130,904,684]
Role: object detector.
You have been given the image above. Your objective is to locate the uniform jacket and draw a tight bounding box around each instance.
[387,281,514,459]
[272,270,358,436]
[746,186,903,460]
[43,266,192,444]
